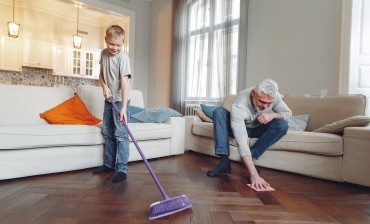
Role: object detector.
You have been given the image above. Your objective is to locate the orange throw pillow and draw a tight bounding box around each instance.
[40,94,102,125]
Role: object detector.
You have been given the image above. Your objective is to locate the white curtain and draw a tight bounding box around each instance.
[172,0,248,115]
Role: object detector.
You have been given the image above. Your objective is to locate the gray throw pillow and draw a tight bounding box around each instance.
[313,115,370,133]
[131,108,182,123]
[288,115,309,131]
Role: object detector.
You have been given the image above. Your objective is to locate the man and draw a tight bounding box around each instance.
[207,79,292,190]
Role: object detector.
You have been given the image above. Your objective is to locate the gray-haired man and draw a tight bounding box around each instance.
[207,79,292,190]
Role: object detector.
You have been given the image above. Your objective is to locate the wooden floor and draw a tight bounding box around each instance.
[1,151,369,224]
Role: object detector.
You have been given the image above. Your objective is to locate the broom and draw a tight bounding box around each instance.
[108,97,192,220]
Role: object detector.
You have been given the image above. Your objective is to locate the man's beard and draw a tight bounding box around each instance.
[255,106,265,113]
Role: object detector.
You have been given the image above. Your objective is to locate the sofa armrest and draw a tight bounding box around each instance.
[343,125,370,187]
[184,115,203,150]
[165,117,185,155]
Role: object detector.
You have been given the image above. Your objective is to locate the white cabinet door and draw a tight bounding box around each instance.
[71,49,82,76]
[23,39,53,69]
[0,36,22,71]
[53,45,70,76]
[71,48,100,79]
[85,49,101,79]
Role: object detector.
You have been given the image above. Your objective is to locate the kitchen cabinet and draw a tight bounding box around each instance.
[23,39,53,69]
[72,49,100,79]
[53,45,70,76]
[0,36,22,72]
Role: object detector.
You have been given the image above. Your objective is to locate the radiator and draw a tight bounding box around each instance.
[185,104,200,116]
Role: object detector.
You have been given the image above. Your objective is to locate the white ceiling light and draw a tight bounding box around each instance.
[73,6,82,49]
[8,0,20,38]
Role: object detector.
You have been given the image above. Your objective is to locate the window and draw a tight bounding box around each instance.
[185,0,240,103]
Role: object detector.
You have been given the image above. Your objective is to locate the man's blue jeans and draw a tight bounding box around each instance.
[213,108,288,160]
[102,100,130,173]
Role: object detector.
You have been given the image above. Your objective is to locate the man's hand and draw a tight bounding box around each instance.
[250,173,270,190]
[241,155,271,190]
[258,112,284,124]
[257,113,273,124]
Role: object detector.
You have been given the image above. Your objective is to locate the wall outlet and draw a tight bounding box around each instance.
[320,89,328,97]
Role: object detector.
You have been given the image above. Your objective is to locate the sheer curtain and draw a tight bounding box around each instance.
[172,0,248,115]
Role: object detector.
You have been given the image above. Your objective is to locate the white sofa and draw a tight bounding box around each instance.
[0,84,185,180]
[185,94,370,187]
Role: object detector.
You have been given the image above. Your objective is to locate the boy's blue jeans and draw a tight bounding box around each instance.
[213,108,288,160]
[102,100,130,173]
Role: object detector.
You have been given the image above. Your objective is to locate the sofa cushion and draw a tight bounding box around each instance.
[95,119,174,141]
[77,85,144,120]
[0,85,74,126]
[192,122,343,156]
[223,94,237,111]
[283,94,367,131]
[192,122,214,138]
[250,131,343,156]
[94,121,174,141]
[0,125,104,150]
[192,122,235,145]
[127,123,174,141]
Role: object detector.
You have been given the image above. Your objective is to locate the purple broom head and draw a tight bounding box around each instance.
[149,195,192,220]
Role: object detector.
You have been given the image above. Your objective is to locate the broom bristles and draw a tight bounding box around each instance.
[149,195,192,220]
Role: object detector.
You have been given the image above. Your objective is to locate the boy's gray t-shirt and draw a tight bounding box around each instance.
[100,48,131,101]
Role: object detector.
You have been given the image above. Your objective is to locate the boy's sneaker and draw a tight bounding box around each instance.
[112,172,127,183]
[92,165,113,174]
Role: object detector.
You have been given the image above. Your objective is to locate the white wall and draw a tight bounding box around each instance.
[246,0,341,95]
[148,0,173,108]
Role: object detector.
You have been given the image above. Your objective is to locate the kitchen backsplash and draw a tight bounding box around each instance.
[0,67,99,90]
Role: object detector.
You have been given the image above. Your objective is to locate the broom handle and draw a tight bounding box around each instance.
[109,97,170,200]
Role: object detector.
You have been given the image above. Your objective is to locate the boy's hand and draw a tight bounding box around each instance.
[102,86,112,99]
[119,108,127,123]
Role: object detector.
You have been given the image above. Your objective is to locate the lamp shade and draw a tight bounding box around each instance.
[73,34,82,48]
[8,21,20,38]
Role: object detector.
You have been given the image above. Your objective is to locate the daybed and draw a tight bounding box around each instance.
[0,84,185,180]
[185,94,370,187]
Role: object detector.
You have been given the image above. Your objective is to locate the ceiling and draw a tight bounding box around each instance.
[1,0,126,27]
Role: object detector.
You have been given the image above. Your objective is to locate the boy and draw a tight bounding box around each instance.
[92,25,131,183]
